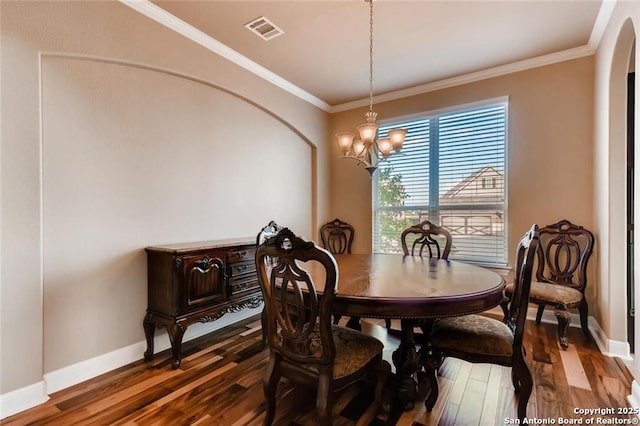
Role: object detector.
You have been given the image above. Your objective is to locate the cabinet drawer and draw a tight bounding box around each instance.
[229,261,256,281]
[231,275,260,295]
[229,257,258,296]
[228,248,256,264]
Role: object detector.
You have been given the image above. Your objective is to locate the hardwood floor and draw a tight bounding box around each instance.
[2,315,634,425]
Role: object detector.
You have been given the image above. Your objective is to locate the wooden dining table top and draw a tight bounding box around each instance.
[303,253,506,320]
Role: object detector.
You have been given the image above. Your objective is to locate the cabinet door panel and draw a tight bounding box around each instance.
[182,254,226,309]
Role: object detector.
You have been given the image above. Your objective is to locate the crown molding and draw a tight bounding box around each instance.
[329,44,595,113]
[118,0,331,112]
[588,0,617,50]
[330,0,615,113]
[121,0,614,115]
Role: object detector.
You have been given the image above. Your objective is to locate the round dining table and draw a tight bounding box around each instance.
[306,253,506,408]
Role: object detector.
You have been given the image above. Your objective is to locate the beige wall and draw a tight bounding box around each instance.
[1,0,329,394]
[330,58,595,273]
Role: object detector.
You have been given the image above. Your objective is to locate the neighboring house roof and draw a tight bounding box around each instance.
[443,166,503,199]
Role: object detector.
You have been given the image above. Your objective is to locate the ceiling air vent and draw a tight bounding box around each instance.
[245,16,284,41]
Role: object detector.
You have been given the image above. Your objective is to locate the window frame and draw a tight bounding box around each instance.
[372,97,509,266]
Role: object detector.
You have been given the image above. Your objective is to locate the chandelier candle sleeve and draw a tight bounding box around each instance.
[334,0,407,176]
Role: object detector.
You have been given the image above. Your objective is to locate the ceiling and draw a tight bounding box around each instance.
[150,0,605,111]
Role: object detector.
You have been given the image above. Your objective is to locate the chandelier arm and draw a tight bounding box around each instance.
[339,154,374,170]
[371,140,384,160]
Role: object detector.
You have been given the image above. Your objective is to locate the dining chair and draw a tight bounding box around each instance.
[320,217,354,255]
[319,218,359,328]
[424,224,539,423]
[256,227,389,426]
[502,219,594,350]
[401,219,452,259]
[388,220,453,330]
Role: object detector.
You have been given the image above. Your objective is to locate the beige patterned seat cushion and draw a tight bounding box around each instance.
[430,314,513,356]
[505,281,583,307]
[305,325,383,379]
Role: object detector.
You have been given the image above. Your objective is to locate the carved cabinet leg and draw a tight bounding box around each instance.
[143,312,156,361]
[168,322,186,369]
[554,308,571,350]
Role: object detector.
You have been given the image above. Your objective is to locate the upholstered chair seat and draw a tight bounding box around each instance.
[506,282,584,306]
[430,314,514,357]
[305,325,384,379]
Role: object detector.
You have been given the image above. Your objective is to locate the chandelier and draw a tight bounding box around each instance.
[335,0,407,176]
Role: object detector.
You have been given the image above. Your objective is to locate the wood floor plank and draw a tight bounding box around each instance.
[469,363,491,383]
[454,377,486,426]
[479,365,503,425]
[559,342,591,390]
[2,316,632,426]
[447,362,472,405]
[496,385,517,422]
[601,376,632,411]
[438,400,460,426]
[412,376,454,426]
[577,349,622,409]
[534,360,562,420]
[112,361,240,424]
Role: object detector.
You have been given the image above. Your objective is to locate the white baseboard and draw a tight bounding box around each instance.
[589,317,633,360]
[628,381,640,414]
[0,381,49,420]
[487,305,632,359]
[44,340,148,395]
[1,306,262,419]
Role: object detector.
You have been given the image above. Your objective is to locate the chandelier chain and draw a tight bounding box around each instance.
[368,0,374,114]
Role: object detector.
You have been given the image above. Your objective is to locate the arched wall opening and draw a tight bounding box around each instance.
[608,17,636,364]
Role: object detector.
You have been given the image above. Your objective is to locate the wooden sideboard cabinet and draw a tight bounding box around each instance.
[143,238,262,369]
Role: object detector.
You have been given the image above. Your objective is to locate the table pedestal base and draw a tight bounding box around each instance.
[391,319,419,410]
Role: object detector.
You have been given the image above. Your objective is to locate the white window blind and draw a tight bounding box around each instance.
[373,101,507,264]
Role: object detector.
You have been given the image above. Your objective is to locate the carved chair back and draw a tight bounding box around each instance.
[536,219,594,292]
[257,220,284,245]
[401,220,453,259]
[257,220,284,266]
[320,218,354,254]
[508,224,540,348]
[256,228,338,367]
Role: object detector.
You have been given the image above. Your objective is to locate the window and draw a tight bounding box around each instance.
[373,101,507,264]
